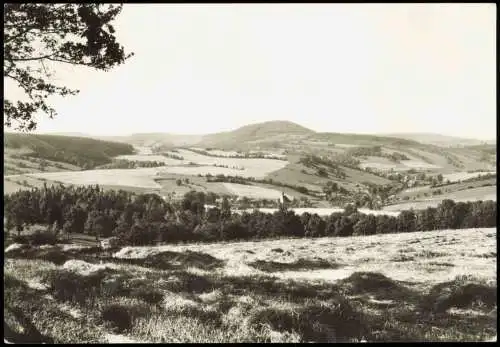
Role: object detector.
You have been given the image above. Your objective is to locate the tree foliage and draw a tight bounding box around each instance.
[4,4,133,131]
[4,185,496,246]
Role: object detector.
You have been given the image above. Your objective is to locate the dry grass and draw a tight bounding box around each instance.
[4,227,496,343]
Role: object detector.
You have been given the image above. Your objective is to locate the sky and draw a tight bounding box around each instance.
[4,4,497,140]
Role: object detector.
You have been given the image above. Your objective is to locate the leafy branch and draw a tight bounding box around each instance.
[4,3,134,131]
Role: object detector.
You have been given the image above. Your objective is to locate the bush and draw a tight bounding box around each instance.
[30,230,58,246]
[101,304,133,333]
[12,235,30,244]
[44,269,108,305]
[317,168,328,177]
[121,223,158,246]
[39,248,69,265]
[339,272,411,300]
[422,277,497,313]
[12,231,58,246]
[248,299,367,342]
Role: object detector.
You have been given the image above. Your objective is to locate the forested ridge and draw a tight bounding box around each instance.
[4,133,135,169]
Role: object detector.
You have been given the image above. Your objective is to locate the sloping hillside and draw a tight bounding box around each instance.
[198,120,315,149]
[30,120,496,178]
[97,133,203,147]
[382,132,495,147]
[4,133,135,169]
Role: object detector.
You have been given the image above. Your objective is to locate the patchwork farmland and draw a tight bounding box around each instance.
[4,123,497,344]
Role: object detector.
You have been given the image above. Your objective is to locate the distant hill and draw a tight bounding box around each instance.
[42,132,202,147]
[382,133,495,147]
[38,121,430,150]
[4,133,135,169]
[45,132,93,138]
[6,121,497,202]
[31,121,496,173]
[198,120,315,149]
[95,133,203,147]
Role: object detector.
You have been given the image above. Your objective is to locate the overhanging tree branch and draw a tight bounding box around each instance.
[9,54,54,62]
[3,3,133,132]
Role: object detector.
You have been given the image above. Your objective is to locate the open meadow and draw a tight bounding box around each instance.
[4,227,496,343]
[443,171,497,183]
[3,147,290,194]
[6,168,163,190]
[384,186,497,211]
[359,158,443,171]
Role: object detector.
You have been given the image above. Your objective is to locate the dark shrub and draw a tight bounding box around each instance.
[10,231,57,247]
[193,223,219,242]
[122,250,224,271]
[11,235,30,244]
[339,272,411,300]
[44,270,108,305]
[39,248,69,265]
[122,223,158,246]
[101,304,133,333]
[30,231,58,246]
[422,279,497,313]
[166,272,213,293]
[248,298,366,342]
[249,258,338,272]
[168,305,222,326]
[222,220,248,240]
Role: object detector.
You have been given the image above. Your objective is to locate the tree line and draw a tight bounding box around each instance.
[4,185,496,246]
[346,145,410,163]
[4,133,135,169]
[97,159,166,169]
[204,174,312,196]
[183,148,288,161]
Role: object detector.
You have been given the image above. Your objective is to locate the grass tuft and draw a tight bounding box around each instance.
[421,276,497,313]
[248,258,340,272]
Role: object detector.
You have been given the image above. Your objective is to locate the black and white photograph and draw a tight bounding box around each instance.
[3,3,497,343]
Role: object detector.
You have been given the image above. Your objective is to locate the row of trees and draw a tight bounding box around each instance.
[298,155,347,179]
[184,148,288,161]
[161,153,184,161]
[4,185,496,246]
[97,159,166,169]
[346,145,410,163]
[5,134,135,169]
[204,174,311,196]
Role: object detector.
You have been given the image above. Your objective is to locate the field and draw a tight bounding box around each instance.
[7,169,162,190]
[222,183,292,200]
[3,175,65,195]
[4,148,82,176]
[359,157,442,171]
[114,154,184,165]
[384,186,497,211]
[108,148,289,179]
[4,228,496,343]
[443,171,496,183]
[396,177,496,200]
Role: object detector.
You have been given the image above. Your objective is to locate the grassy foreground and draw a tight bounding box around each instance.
[4,228,497,343]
